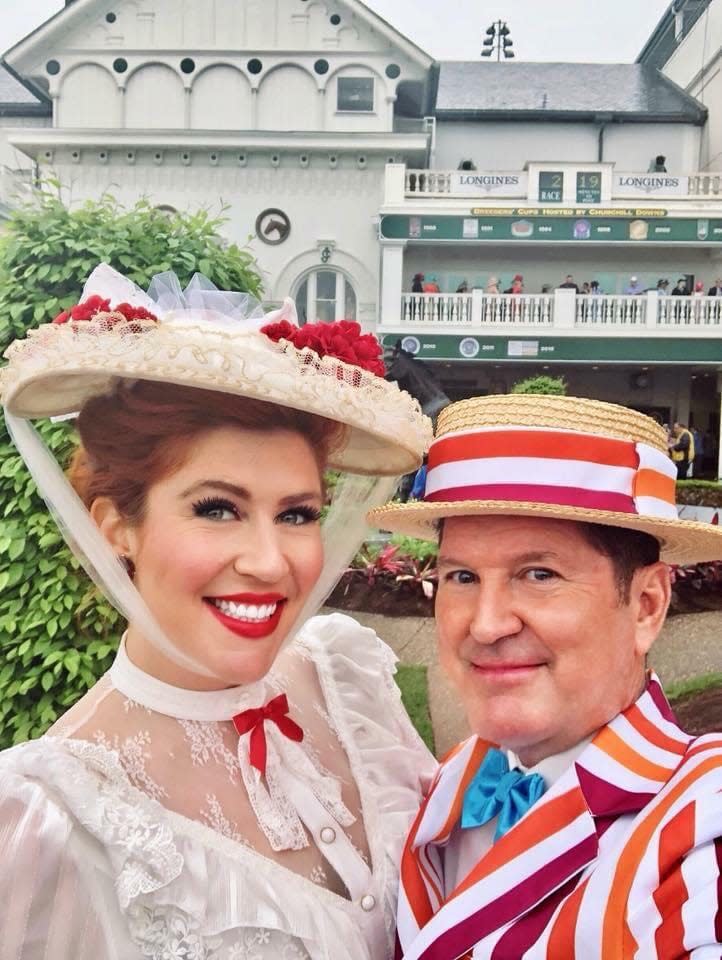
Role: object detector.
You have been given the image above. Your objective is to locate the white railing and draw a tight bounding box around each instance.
[688,174,722,197]
[479,294,553,325]
[405,170,454,196]
[400,167,722,201]
[389,290,722,335]
[576,295,646,326]
[401,293,473,324]
[657,295,722,326]
[401,293,552,326]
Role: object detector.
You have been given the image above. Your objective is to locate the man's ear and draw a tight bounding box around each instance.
[631,562,671,658]
[90,497,136,557]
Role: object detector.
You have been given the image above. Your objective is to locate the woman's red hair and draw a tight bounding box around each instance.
[68,380,344,522]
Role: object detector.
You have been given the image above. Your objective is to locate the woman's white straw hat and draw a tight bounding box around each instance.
[0,264,431,475]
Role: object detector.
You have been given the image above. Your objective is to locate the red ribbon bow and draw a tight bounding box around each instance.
[232,693,304,776]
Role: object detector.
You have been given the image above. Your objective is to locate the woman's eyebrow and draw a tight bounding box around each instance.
[180,480,321,507]
[180,480,250,499]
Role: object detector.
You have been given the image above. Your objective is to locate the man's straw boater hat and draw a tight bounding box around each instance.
[0,264,431,475]
[368,394,722,565]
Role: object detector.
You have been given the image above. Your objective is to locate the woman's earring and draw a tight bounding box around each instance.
[120,555,136,580]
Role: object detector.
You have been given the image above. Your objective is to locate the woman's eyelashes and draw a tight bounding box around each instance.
[192,496,239,521]
[277,505,322,526]
[191,497,321,526]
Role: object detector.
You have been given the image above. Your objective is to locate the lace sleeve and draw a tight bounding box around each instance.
[304,612,436,773]
[0,752,126,959]
[300,614,438,864]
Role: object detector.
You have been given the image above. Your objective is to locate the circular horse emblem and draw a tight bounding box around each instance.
[255,208,291,245]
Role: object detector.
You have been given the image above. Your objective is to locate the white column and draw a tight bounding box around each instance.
[553,288,576,329]
[380,242,406,328]
[471,288,484,327]
[384,163,406,204]
[645,290,659,328]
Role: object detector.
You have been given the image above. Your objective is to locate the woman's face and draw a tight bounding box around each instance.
[102,425,325,689]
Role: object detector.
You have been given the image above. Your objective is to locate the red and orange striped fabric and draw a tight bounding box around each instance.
[397,676,722,959]
[424,427,678,522]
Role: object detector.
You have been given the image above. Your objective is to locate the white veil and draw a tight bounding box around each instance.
[3,267,400,680]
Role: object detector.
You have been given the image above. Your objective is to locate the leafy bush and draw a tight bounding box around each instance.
[0,187,262,746]
[0,419,123,746]
[511,374,567,396]
[390,533,438,563]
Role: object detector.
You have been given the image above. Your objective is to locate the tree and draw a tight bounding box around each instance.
[0,187,263,746]
[511,374,567,396]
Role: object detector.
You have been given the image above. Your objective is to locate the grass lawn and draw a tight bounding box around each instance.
[396,664,435,754]
[665,671,722,701]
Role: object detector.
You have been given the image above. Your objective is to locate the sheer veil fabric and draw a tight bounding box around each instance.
[0,268,437,958]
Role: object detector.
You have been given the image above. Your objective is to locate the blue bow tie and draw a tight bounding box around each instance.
[461,747,546,842]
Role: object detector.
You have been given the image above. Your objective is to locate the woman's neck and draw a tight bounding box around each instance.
[125,626,237,691]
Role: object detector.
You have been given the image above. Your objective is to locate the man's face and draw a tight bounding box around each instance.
[435,516,667,766]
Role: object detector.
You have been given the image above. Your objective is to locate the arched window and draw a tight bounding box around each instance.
[294,269,357,324]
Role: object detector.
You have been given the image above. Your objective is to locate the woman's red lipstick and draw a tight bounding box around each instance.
[204,593,286,639]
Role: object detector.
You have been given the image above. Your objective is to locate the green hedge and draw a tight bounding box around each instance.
[676,480,722,508]
[0,419,123,746]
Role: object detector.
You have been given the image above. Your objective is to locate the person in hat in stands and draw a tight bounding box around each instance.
[0,264,436,958]
[369,394,722,958]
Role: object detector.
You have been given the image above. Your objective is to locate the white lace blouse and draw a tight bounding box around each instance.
[0,613,436,960]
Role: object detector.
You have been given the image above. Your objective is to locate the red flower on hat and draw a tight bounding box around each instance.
[260,319,385,378]
[52,296,158,325]
[113,302,160,323]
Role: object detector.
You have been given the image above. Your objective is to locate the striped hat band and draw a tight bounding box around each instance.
[425,425,678,521]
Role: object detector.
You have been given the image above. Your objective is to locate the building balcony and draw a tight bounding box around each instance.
[380,290,722,339]
[383,163,722,210]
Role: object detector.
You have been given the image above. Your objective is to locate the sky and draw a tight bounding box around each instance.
[2,1,671,63]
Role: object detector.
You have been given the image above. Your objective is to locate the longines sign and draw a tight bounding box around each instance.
[613,173,689,198]
[452,172,528,197]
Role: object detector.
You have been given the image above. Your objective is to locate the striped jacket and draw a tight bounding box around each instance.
[397,675,722,959]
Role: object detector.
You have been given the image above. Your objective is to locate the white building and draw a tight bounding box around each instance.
[3,0,722,471]
[1,0,433,325]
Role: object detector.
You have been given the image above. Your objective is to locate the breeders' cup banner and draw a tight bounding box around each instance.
[451,172,528,197]
[614,173,689,198]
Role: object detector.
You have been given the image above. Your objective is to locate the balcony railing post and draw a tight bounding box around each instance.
[471,289,483,327]
[554,289,576,329]
[645,291,659,328]
[384,163,407,204]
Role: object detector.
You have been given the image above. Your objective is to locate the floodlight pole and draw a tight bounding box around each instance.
[481,20,514,61]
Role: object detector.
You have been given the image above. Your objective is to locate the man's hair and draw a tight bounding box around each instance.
[575,523,660,603]
[435,518,660,604]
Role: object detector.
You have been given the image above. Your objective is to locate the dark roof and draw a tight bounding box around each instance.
[0,62,51,117]
[433,62,706,124]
